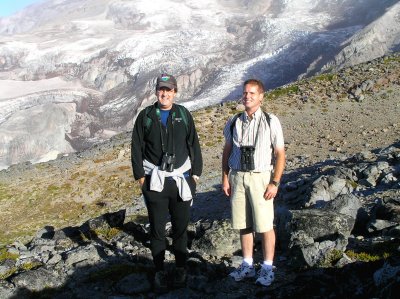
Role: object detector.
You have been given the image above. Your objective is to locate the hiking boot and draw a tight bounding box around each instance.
[229,263,256,281]
[154,270,168,293]
[255,266,275,286]
[173,267,187,288]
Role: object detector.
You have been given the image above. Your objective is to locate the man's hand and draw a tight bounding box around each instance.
[192,175,200,184]
[138,177,145,187]
[221,141,232,197]
[264,183,278,200]
[222,178,231,197]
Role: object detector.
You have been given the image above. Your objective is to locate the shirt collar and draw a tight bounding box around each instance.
[243,107,262,122]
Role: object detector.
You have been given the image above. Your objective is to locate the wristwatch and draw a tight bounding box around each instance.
[271,180,280,187]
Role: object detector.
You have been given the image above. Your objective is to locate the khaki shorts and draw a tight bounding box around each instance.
[229,170,274,233]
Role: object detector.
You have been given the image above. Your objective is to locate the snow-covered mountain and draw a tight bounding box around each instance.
[0,0,399,169]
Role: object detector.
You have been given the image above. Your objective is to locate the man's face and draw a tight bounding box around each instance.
[156,87,176,110]
[242,84,263,112]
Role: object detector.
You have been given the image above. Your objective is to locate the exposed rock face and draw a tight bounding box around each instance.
[286,209,354,267]
[324,2,400,70]
[1,0,399,169]
[191,220,241,257]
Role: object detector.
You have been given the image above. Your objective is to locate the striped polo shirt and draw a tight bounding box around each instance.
[223,108,284,172]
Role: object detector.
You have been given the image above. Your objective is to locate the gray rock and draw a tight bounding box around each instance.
[335,252,353,267]
[63,244,103,266]
[285,209,355,267]
[307,175,353,207]
[0,259,16,279]
[47,253,63,265]
[377,161,390,171]
[324,194,362,219]
[10,240,27,252]
[191,220,240,257]
[367,219,398,233]
[360,165,380,187]
[380,172,398,185]
[0,280,15,299]
[360,79,375,91]
[11,267,64,291]
[354,150,377,162]
[356,94,365,102]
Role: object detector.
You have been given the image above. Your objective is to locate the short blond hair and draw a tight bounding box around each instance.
[244,79,265,93]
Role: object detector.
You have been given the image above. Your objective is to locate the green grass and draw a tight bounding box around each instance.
[20,260,43,271]
[0,247,19,262]
[346,250,381,262]
[318,249,343,267]
[0,183,13,200]
[91,227,122,241]
[345,239,399,262]
[265,85,300,100]
[0,267,17,280]
[383,56,400,64]
[311,73,337,82]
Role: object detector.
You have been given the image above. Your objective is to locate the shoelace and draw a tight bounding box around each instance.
[235,263,251,274]
[257,267,273,276]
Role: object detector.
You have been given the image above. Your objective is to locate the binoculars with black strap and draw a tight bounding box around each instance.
[240,146,255,171]
[160,153,176,172]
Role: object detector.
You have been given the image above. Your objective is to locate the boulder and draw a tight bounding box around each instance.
[62,244,103,267]
[324,194,362,220]
[11,268,65,292]
[0,280,15,299]
[282,209,355,268]
[307,174,354,207]
[191,220,241,257]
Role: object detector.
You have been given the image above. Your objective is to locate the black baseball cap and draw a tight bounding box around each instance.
[156,73,177,90]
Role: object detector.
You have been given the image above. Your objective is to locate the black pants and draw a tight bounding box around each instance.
[142,176,193,271]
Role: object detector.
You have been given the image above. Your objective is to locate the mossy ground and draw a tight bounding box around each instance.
[0,144,141,246]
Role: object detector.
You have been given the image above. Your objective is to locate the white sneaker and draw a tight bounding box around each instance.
[229,263,256,281]
[255,266,275,286]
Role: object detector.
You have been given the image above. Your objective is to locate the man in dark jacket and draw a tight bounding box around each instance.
[131,73,202,292]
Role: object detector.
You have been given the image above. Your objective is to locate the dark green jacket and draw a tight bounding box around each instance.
[131,102,203,180]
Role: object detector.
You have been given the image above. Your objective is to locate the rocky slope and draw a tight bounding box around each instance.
[0,53,399,298]
[1,0,399,170]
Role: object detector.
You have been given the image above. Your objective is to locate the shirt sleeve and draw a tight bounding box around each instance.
[185,108,203,176]
[223,116,234,144]
[131,110,146,180]
[270,114,285,149]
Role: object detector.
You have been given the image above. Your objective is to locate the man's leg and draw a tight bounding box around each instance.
[256,228,276,286]
[240,228,254,259]
[229,171,256,281]
[228,227,256,281]
[142,178,169,271]
[247,172,276,286]
[261,228,275,261]
[167,180,191,268]
[167,179,191,288]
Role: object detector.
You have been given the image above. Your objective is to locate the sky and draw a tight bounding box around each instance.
[0,0,42,17]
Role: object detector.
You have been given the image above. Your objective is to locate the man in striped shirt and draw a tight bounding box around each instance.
[222,79,285,287]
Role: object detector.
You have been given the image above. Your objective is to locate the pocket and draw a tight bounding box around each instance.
[261,171,272,188]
